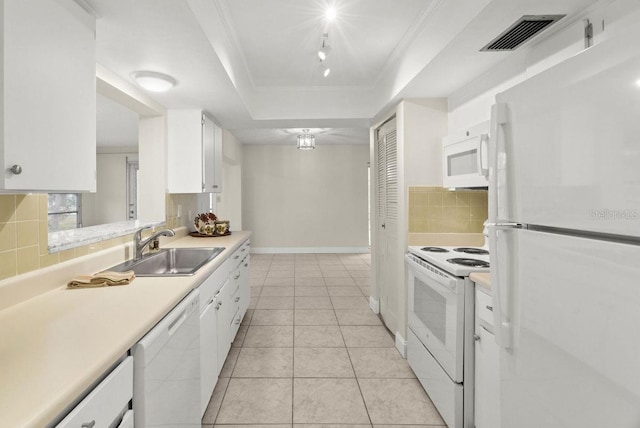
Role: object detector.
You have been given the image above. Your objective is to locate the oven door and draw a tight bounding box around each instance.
[406,254,465,382]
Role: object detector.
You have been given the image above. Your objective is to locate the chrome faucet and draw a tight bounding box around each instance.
[133,226,175,261]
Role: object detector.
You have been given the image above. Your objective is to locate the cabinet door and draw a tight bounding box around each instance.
[3,0,96,192]
[202,115,222,193]
[474,290,501,428]
[239,254,250,318]
[167,110,222,194]
[216,279,232,374]
[167,109,204,193]
[200,295,218,416]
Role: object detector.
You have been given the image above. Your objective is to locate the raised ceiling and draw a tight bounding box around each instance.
[89,0,599,145]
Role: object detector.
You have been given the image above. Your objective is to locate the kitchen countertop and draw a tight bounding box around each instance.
[470,272,491,292]
[0,230,251,428]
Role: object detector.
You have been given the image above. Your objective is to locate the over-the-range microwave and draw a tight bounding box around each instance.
[442,121,489,188]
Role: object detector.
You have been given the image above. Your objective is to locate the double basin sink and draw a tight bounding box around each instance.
[109,247,225,276]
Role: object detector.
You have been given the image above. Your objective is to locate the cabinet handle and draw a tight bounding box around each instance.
[486,305,493,311]
[10,164,22,175]
[213,185,219,188]
[244,263,248,267]
[81,421,96,428]
[216,302,222,310]
[234,273,240,280]
[473,334,480,342]
[234,255,240,260]
[235,316,241,325]
[234,296,240,302]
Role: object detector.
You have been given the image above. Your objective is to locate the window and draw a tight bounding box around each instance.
[48,194,82,232]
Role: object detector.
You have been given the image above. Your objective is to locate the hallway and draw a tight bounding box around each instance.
[201,253,446,427]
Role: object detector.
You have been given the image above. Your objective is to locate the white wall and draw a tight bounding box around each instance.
[242,144,370,251]
[447,0,640,135]
[402,98,448,186]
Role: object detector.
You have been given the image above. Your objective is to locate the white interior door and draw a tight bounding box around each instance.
[375,118,399,333]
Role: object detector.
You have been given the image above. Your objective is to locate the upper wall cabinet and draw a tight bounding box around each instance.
[167,110,223,194]
[0,0,96,192]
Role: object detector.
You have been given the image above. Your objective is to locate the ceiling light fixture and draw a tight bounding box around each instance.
[325,6,337,21]
[132,71,177,92]
[297,129,316,150]
[321,64,331,77]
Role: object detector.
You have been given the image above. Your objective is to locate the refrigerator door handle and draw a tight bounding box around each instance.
[479,134,489,178]
[489,103,509,223]
[488,224,515,349]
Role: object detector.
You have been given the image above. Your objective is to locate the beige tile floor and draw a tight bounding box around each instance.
[201,253,446,428]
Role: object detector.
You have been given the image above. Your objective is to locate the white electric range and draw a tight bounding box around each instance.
[407,246,490,276]
[406,245,490,428]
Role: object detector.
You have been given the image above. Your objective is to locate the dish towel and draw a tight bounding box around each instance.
[67,270,135,289]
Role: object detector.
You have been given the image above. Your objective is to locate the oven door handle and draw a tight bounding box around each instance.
[405,254,457,293]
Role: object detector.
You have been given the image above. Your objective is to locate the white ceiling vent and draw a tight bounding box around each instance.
[481,15,565,51]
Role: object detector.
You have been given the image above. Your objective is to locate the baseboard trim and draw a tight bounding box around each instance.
[251,247,370,254]
[395,332,407,358]
[369,296,380,314]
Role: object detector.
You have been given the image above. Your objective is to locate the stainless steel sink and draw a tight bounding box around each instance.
[107,247,225,276]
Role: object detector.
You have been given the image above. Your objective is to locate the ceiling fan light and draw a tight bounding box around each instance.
[297,129,316,150]
[132,71,177,92]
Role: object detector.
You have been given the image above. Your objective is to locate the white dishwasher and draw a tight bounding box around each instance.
[132,289,201,428]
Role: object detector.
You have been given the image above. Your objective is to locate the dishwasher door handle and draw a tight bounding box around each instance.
[167,310,187,336]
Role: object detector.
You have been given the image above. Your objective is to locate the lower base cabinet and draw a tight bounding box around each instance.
[200,239,251,415]
[474,286,501,428]
[56,356,133,428]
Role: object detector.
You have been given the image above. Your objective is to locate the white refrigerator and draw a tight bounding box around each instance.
[487,22,640,428]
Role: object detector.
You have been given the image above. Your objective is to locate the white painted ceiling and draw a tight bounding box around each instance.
[88,0,599,146]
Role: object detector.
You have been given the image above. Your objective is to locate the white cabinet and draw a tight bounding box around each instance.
[215,277,234,373]
[167,110,222,193]
[474,286,500,428]
[228,240,250,340]
[56,356,133,428]
[199,258,232,416]
[238,253,251,319]
[1,0,96,192]
[198,239,251,413]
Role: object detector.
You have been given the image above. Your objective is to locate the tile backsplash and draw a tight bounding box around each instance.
[0,194,135,280]
[0,192,203,281]
[408,186,488,233]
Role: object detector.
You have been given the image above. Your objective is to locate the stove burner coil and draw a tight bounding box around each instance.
[446,258,490,268]
[420,247,449,253]
[453,247,489,255]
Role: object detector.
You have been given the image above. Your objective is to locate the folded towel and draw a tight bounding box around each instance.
[67,270,135,289]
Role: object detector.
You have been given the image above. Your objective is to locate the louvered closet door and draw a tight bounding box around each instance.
[375,118,399,334]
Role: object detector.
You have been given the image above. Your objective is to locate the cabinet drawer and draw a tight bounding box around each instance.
[199,258,232,312]
[476,288,494,331]
[56,356,133,428]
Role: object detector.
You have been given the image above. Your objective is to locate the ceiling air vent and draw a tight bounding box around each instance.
[481,15,565,51]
